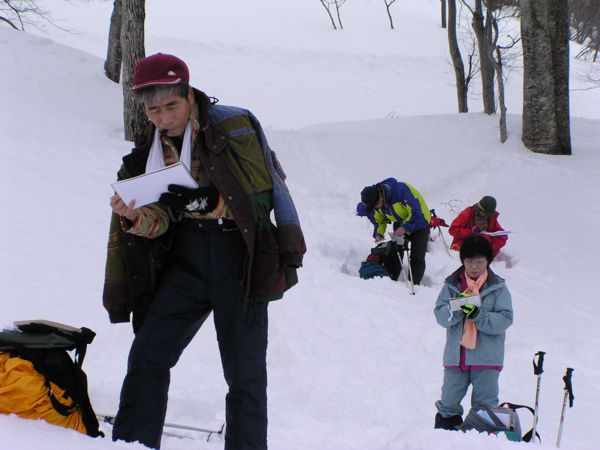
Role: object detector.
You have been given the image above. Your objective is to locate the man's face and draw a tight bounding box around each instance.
[374,193,384,209]
[144,89,193,136]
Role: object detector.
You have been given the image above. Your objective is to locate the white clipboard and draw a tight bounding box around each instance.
[448,294,482,312]
[111,162,198,207]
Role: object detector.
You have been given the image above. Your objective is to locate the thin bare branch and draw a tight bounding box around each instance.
[459,0,475,15]
[0,14,18,29]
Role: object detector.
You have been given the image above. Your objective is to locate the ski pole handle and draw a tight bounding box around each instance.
[533,351,546,375]
[530,351,546,444]
[563,368,575,408]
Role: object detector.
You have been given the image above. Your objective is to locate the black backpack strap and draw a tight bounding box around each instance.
[499,402,541,443]
[499,401,534,415]
[69,357,104,437]
[73,327,95,368]
[46,327,103,437]
[8,346,77,416]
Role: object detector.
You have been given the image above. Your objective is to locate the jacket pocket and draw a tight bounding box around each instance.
[251,226,285,297]
[151,230,173,275]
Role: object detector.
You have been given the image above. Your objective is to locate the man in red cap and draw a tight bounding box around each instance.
[103,53,306,450]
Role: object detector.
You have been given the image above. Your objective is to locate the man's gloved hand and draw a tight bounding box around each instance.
[159,184,219,213]
[394,226,406,237]
[471,226,482,234]
[461,303,480,319]
[430,216,448,228]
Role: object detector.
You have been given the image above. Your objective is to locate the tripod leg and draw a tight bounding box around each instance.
[402,241,415,295]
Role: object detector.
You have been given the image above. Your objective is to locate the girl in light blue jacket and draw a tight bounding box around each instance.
[433,235,513,430]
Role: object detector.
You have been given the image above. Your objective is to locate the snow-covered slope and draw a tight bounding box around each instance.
[1,1,599,448]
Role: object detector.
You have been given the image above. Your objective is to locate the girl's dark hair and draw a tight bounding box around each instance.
[459,234,493,264]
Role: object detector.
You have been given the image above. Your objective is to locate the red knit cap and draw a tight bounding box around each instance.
[132,53,189,90]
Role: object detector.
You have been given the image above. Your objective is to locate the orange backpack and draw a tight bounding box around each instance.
[0,321,103,437]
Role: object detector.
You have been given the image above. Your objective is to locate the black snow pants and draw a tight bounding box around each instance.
[112,219,269,450]
[406,226,429,285]
[391,223,429,285]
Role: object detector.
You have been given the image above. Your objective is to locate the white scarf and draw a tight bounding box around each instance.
[145,121,193,173]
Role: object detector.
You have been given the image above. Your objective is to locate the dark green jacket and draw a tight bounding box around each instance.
[103,90,306,332]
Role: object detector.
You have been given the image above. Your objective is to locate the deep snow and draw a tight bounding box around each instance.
[1,1,599,449]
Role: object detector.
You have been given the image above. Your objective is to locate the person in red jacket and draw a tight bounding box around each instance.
[448,196,508,258]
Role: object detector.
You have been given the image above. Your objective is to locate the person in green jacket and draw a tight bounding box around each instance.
[105,53,305,450]
[359,178,431,284]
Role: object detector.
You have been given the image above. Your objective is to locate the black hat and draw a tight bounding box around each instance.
[460,235,493,265]
[360,185,380,212]
[477,196,497,217]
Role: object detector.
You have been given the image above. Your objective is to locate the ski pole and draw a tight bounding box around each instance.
[531,351,546,444]
[556,368,574,448]
[430,209,451,256]
[437,226,451,256]
[97,413,225,441]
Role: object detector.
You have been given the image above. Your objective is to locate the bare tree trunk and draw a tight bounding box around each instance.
[448,0,468,112]
[121,0,147,142]
[335,1,344,29]
[104,0,122,83]
[472,0,496,114]
[319,0,337,29]
[521,0,571,154]
[490,8,520,144]
[489,0,506,142]
[494,46,507,142]
[441,0,447,28]
[385,0,396,30]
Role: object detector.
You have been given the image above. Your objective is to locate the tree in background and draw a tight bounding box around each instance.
[569,0,600,61]
[104,0,147,142]
[384,0,397,29]
[520,0,571,155]
[489,2,521,142]
[460,0,496,114]
[121,0,146,142]
[479,0,521,142]
[0,0,61,31]
[319,0,346,30]
[104,0,122,83]
[569,0,600,89]
[441,0,447,28]
[447,0,476,112]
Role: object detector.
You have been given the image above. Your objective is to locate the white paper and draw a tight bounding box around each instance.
[387,232,405,245]
[449,294,482,312]
[111,162,198,207]
[480,230,512,237]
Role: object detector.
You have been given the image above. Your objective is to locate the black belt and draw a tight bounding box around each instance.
[177,218,238,232]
